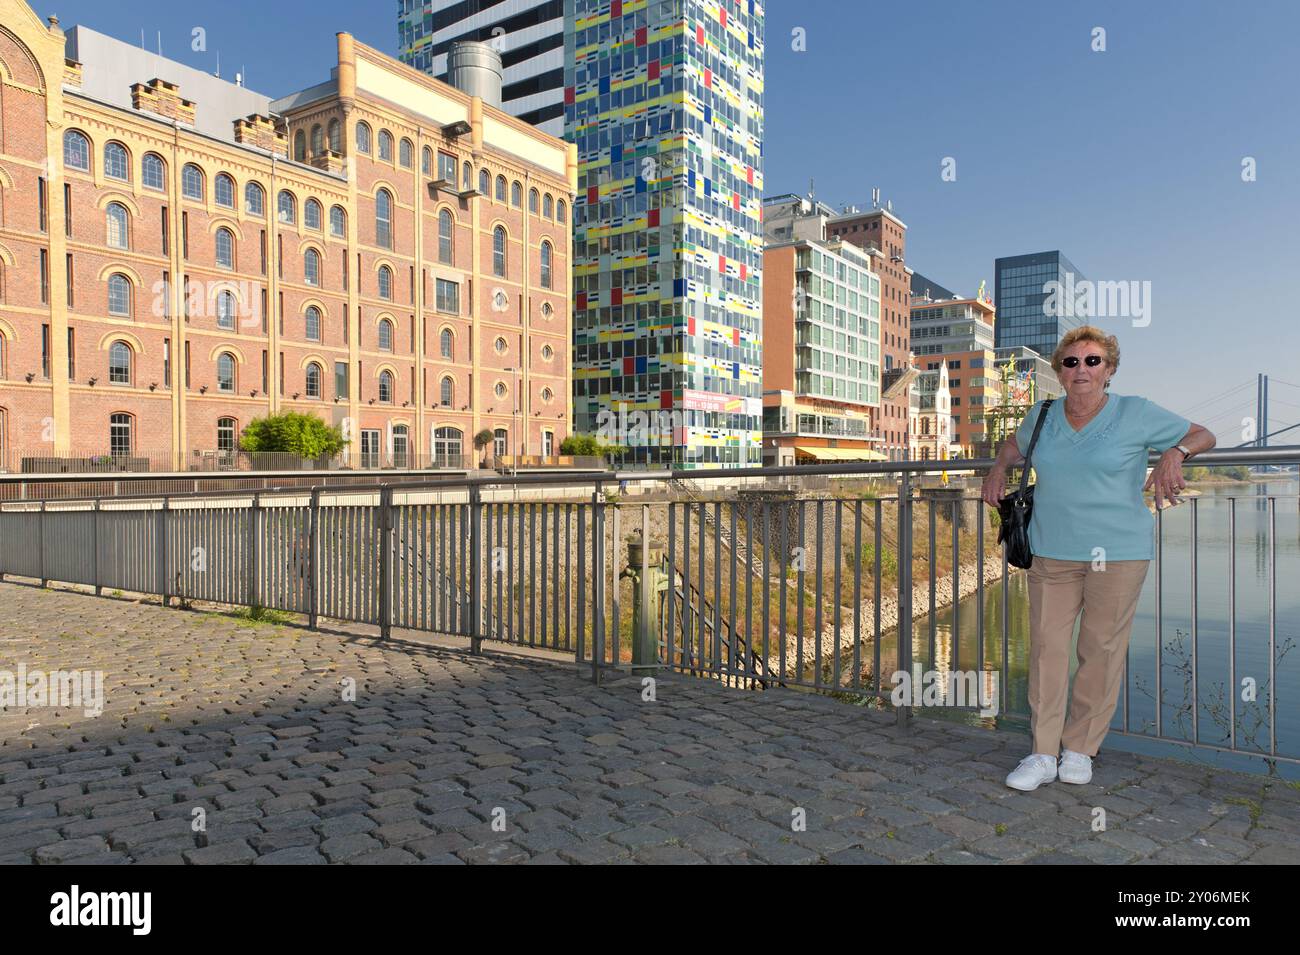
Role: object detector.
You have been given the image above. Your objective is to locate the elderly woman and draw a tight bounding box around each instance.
[980,326,1215,791]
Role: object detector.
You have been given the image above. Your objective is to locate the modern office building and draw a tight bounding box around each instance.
[826,202,913,461]
[397,0,566,136]
[993,249,1086,358]
[909,290,999,457]
[0,0,574,471]
[761,193,882,466]
[565,0,765,468]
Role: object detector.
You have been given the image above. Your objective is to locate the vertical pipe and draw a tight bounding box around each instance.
[1228,497,1236,751]
[1155,503,1163,738]
[667,502,676,669]
[1190,495,1198,744]
[1268,495,1276,756]
[874,499,882,699]
[249,494,261,610]
[158,497,169,606]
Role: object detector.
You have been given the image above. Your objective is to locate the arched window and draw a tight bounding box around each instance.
[462,161,472,190]
[63,130,90,171]
[182,164,204,200]
[541,344,554,361]
[277,190,296,225]
[217,417,237,453]
[310,124,323,155]
[440,376,454,407]
[103,142,129,181]
[438,209,453,264]
[543,193,553,218]
[107,274,132,317]
[399,138,413,168]
[329,205,346,238]
[377,318,393,352]
[478,169,490,195]
[557,199,566,224]
[142,153,166,191]
[377,265,393,300]
[392,424,409,467]
[421,146,432,176]
[109,413,133,457]
[294,130,306,161]
[356,121,371,154]
[108,341,132,384]
[305,306,321,341]
[105,202,129,250]
[378,370,394,403]
[215,173,235,208]
[378,130,393,161]
[304,248,321,286]
[327,119,341,152]
[375,189,392,248]
[492,226,507,277]
[215,228,235,269]
[511,181,522,207]
[245,182,265,217]
[304,198,322,230]
[540,240,553,289]
[493,427,508,458]
[439,328,453,359]
[433,426,462,466]
[305,362,322,398]
[494,176,507,201]
[217,352,236,393]
[217,290,236,329]
[529,188,539,214]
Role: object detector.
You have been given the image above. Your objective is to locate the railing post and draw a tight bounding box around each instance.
[591,481,604,684]
[248,493,261,609]
[378,486,393,640]
[158,497,170,607]
[92,498,101,595]
[469,483,482,654]
[307,487,320,630]
[38,500,47,587]
[896,469,913,733]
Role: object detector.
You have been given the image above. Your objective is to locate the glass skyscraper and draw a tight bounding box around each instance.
[566,0,765,468]
[993,250,1086,359]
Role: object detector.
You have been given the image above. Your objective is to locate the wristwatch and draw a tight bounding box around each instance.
[1175,444,1192,461]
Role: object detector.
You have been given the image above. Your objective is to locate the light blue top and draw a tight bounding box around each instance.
[1013,393,1191,561]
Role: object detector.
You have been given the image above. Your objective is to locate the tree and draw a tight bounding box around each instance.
[239,412,347,459]
[473,428,494,450]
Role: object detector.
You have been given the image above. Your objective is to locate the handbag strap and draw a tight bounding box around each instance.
[1018,399,1055,494]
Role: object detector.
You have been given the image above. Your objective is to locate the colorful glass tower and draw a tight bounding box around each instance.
[565,0,765,468]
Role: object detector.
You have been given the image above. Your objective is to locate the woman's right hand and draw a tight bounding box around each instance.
[981,467,1008,507]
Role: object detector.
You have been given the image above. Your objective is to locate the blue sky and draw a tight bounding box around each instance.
[44,0,1300,441]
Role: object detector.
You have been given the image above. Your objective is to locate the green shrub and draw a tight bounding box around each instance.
[239,412,346,458]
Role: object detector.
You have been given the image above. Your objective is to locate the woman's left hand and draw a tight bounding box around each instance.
[1144,448,1188,509]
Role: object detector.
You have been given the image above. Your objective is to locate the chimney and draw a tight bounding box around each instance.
[131,78,196,125]
[233,114,289,158]
[446,41,502,107]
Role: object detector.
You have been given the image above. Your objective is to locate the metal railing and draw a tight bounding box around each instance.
[1,447,1296,768]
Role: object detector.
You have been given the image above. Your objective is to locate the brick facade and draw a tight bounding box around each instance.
[0,1,575,470]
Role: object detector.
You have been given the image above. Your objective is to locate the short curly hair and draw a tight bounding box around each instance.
[1051,325,1120,378]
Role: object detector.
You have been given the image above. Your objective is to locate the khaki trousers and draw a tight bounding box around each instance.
[1026,555,1150,758]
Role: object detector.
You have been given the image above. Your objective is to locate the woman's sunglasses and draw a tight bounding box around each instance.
[1061,355,1105,368]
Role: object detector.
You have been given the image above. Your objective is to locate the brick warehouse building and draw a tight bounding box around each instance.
[0,0,575,471]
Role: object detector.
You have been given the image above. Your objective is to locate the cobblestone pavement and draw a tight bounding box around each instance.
[2,582,1298,865]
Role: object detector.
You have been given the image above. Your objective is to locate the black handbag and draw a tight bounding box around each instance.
[997,399,1054,569]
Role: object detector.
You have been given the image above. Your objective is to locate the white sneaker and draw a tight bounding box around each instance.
[1058,750,1093,784]
[1005,753,1057,791]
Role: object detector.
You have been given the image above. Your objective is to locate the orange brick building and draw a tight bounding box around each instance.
[0,0,575,470]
